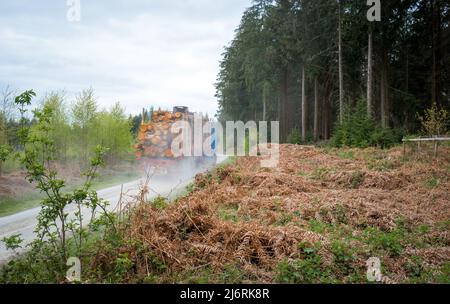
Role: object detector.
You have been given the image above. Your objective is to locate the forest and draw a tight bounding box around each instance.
[0,87,140,216]
[0,87,135,176]
[0,0,449,286]
[215,0,450,144]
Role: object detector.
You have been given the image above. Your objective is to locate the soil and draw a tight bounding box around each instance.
[0,171,33,198]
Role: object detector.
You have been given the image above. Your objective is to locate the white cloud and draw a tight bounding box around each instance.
[0,1,249,117]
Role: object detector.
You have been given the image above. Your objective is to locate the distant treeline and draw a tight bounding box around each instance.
[0,87,135,174]
[215,0,450,142]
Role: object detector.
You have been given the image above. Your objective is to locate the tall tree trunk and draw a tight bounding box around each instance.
[405,46,409,94]
[280,67,289,142]
[277,95,281,122]
[314,77,319,142]
[338,1,344,124]
[262,86,267,122]
[301,66,307,141]
[367,31,373,118]
[322,73,332,140]
[322,99,328,140]
[325,91,332,140]
[431,0,441,105]
[380,51,389,128]
[380,69,386,128]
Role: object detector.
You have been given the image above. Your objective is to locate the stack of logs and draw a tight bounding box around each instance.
[135,110,184,159]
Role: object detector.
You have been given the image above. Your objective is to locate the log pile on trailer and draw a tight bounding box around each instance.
[135,110,184,159]
[134,106,214,164]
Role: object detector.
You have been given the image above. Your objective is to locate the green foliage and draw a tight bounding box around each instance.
[215,0,450,141]
[331,101,401,148]
[331,240,356,275]
[370,127,405,149]
[437,263,450,284]
[0,244,66,283]
[336,150,355,160]
[417,103,449,136]
[425,176,441,189]
[151,196,168,210]
[94,103,134,165]
[2,86,136,173]
[349,171,365,189]
[311,166,330,181]
[331,102,375,148]
[276,243,336,284]
[363,227,404,256]
[219,264,245,284]
[367,159,398,172]
[287,129,314,145]
[114,253,134,278]
[67,89,134,167]
[404,256,424,278]
[0,144,12,175]
[308,219,330,234]
[218,204,239,223]
[330,205,349,225]
[287,128,302,145]
[14,89,35,146]
[2,90,115,269]
[34,92,71,162]
[275,213,293,226]
[1,234,23,252]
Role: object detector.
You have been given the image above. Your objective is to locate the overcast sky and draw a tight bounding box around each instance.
[0,0,250,117]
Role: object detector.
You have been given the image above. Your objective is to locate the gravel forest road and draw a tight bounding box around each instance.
[0,158,224,264]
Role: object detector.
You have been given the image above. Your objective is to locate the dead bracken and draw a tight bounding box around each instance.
[91,144,450,283]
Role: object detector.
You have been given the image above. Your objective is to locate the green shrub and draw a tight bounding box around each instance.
[417,102,449,136]
[349,171,365,189]
[331,240,356,275]
[308,219,330,234]
[151,196,168,210]
[287,128,302,145]
[370,127,405,149]
[331,101,402,148]
[287,129,314,144]
[364,227,404,256]
[275,243,336,283]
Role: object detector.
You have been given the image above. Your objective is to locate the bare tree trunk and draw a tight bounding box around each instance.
[280,68,289,142]
[367,32,373,118]
[301,66,307,141]
[325,92,332,139]
[262,88,267,122]
[322,102,328,140]
[431,0,441,105]
[380,52,389,128]
[277,95,281,122]
[380,69,386,128]
[314,77,319,142]
[405,46,409,94]
[338,1,344,124]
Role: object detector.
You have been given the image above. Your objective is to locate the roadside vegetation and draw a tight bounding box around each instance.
[0,90,132,282]
[2,141,449,284]
[0,87,144,216]
[1,90,449,284]
[1,0,450,284]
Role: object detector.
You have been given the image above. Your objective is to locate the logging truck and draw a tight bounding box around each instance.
[134,106,216,175]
